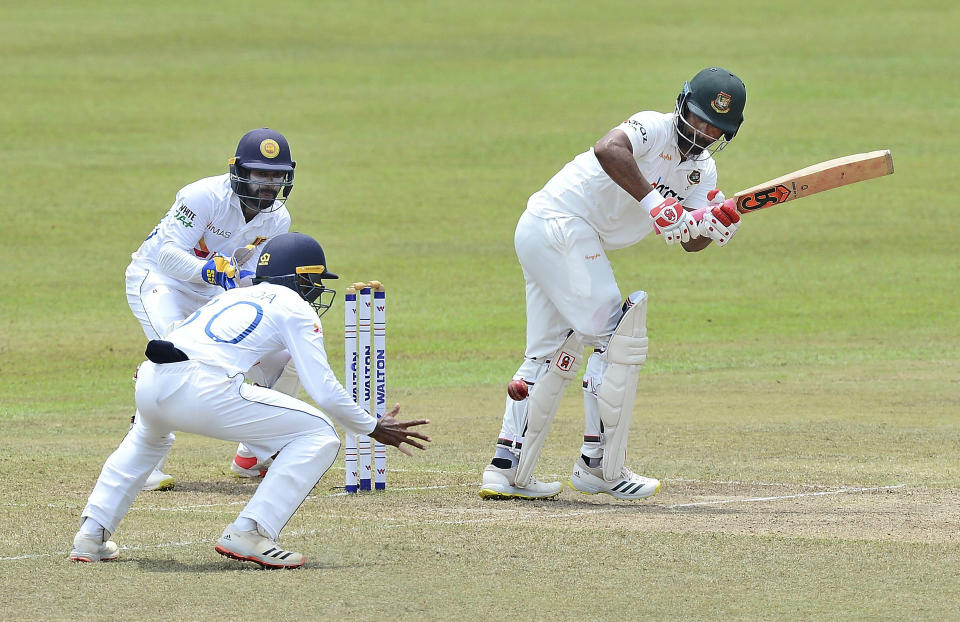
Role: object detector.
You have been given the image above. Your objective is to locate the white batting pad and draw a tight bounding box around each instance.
[515,331,583,488]
[597,291,648,481]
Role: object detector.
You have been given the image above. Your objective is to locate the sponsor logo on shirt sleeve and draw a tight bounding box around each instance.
[624,119,648,143]
[174,204,196,228]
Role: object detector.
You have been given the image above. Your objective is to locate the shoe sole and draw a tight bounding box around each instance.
[230,465,267,478]
[478,487,562,501]
[69,553,119,563]
[567,479,661,500]
[215,545,304,569]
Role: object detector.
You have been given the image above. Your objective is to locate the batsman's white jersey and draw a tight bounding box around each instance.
[527,111,717,250]
[126,173,290,339]
[497,111,719,453]
[80,283,375,541]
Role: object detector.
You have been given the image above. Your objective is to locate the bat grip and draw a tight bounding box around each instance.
[723,198,742,214]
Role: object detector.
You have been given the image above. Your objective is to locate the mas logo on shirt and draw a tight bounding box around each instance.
[688,170,701,184]
[711,91,732,114]
[206,223,232,238]
[260,139,280,158]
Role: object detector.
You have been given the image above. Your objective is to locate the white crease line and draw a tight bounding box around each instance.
[0,480,900,513]
[0,483,909,561]
[667,478,842,489]
[665,484,907,509]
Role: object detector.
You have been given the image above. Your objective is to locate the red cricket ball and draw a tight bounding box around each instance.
[506,379,529,401]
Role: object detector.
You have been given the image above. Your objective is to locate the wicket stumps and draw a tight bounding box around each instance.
[344,281,386,492]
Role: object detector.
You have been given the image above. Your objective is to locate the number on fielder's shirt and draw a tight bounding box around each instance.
[165,283,377,437]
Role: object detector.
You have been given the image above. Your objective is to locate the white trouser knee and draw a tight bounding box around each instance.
[81,421,175,534]
[239,433,340,539]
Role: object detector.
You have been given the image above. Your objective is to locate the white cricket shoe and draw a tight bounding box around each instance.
[568,457,661,500]
[478,464,563,500]
[69,532,119,563]
[215,524,304,569]
[230,454,273,478]
[142,468,175,491]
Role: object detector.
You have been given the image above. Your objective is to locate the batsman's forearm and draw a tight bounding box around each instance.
[681,237,711,252]
[594,145,655,203]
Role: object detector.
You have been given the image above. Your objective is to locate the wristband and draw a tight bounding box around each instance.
[639,189,666,213]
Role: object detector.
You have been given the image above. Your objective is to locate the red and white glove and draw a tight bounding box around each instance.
[694,189,741,247]
[643,190,700,245]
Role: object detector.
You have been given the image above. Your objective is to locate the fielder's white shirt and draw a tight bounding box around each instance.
[131,174,291,297]
[166,283,378,436]
[527,111,718,250]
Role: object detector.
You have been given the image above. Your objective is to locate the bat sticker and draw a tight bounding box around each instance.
[737,184,792,211]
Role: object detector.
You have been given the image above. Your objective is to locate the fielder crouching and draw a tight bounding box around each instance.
[71,233,431,568]
[479,67,747,501]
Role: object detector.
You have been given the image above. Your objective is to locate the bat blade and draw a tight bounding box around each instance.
[733,149,894,213]
[231,243,257,267]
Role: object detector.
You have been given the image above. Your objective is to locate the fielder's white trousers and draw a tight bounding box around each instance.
[125,263,290,462]
[81,360,340,540]
[497,211,623,449]
[125,263,209,341]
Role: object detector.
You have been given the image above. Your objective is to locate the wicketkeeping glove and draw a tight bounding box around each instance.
[201,254,240,290]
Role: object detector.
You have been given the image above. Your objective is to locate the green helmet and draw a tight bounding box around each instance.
[678,67,746,139]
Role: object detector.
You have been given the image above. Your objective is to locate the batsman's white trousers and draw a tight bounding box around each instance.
[81,360,340,540]
[497,211,622,445]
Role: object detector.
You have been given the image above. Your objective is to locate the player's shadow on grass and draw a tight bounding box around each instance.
[164,479,263,496]
[135,558,359,573]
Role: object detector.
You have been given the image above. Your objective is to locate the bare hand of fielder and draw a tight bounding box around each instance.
[369,404,432,456]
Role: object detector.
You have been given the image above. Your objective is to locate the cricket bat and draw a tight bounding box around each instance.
[729,149,894,213]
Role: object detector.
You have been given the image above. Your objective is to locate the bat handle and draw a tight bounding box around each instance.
[723,198,741,214]
[690,198,739,222]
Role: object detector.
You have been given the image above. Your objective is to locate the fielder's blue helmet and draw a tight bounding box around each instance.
[254,233,338,316]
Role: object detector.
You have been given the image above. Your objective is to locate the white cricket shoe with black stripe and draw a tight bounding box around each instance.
[568,456,660,500]
[215,524,304,569]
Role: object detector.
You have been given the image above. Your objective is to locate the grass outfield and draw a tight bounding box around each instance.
[2,1,958,619]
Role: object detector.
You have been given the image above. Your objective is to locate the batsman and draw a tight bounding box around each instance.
[479,67,747,500]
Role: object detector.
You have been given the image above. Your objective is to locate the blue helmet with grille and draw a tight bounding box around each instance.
[254,233,338,316]
[228,128,296,214]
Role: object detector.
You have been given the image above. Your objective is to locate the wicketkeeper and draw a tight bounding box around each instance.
[479,67,747,500]
[72,233,431,568]
[125,128,303,490]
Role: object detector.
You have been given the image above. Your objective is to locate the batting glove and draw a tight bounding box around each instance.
[695,189,741,247]
[648,196,700,245]
[201,254,240,290]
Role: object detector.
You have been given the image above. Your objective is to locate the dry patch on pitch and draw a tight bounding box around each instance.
[382,481,959,544]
